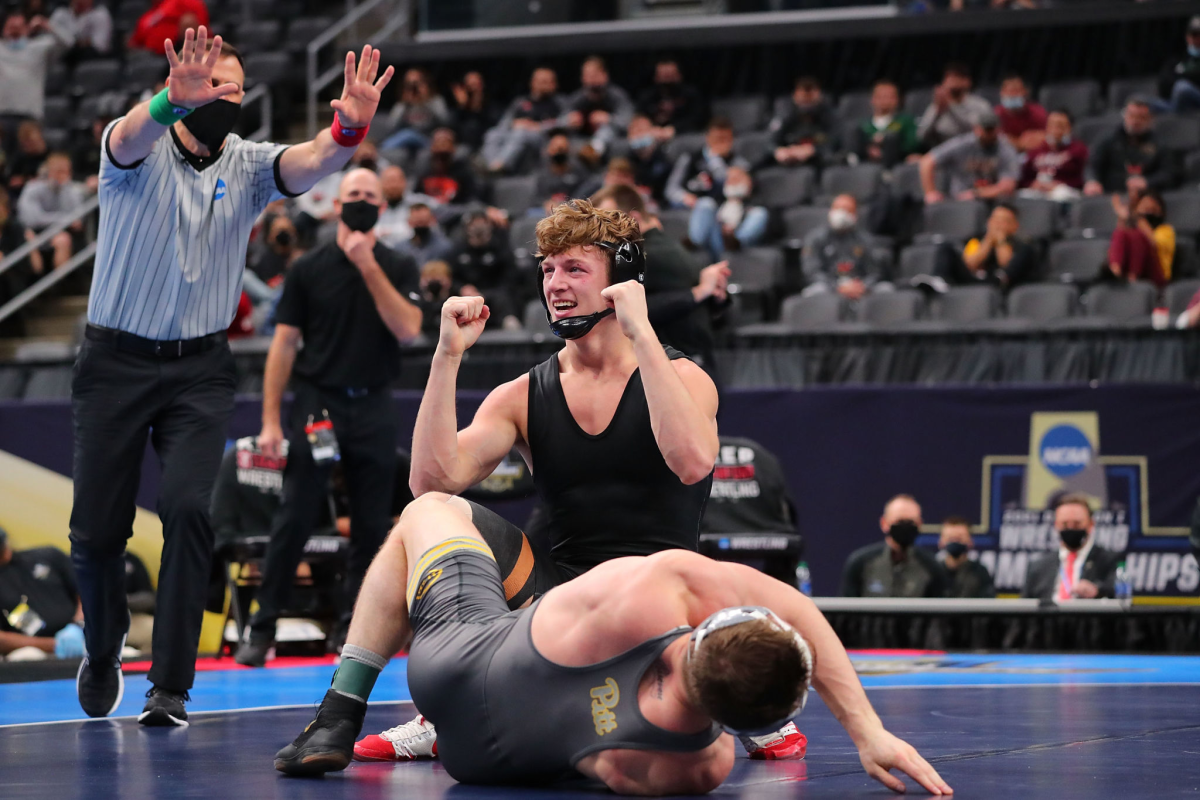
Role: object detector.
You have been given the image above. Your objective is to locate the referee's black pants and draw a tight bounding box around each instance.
[69,336,236,693]
[249,379,397,639]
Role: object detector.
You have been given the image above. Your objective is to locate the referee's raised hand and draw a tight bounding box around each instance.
[164,26,241,109]
[329,45,396,128]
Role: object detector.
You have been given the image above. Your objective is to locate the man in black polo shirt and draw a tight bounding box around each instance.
[0,526,86,660]
[235,168,423,666]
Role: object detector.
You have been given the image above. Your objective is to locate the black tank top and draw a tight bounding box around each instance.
[483,597,723,782]
[527,347,713,575]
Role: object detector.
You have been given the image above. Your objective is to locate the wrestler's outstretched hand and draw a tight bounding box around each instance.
[439,295,490,357]
[857,727,952,795]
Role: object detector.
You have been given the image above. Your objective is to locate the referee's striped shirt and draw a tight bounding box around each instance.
[87,120,300,341]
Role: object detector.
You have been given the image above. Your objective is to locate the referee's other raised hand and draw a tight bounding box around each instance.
[330,45,396,129]
[164,26,241,109]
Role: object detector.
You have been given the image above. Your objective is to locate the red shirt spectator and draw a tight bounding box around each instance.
[996,74,1046,151]
[227,291,254,338]
[1019,138,1089,189]
[127,0,208,53]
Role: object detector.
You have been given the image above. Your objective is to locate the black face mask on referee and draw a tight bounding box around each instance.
[181,98,241,153]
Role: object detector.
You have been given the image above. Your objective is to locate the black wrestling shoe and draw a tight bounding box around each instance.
[139,687,190,727]
[76,654,125,718]
[275,689,367,776]
[234,633,273,668]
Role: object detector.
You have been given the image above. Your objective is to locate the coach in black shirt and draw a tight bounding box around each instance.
[236,168,422,666]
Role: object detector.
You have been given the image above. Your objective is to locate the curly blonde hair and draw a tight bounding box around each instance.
[534,199,642,259]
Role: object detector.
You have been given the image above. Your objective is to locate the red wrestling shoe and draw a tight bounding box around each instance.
[740,722,807,760]
[352,714,438,762]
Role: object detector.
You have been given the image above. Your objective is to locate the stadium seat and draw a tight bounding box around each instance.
[1163,190,1200,237]
[734,131,773,165]
[1073,114,1121,148]
[857,290,923,325]
[664,132,706,162]
[1152,115,1200,152]
[286,17,335,56]
[1083,282,1156,321]
[1010,197,1059,242]
[1008,283,1078,323]
[752,167,814,209]
[1107,76,1157,110]
[922,200,985,240]
[1038,80,1102,120]
[1185,150,1200,184]
[491,175,538,217]
[902,86,934,118]
[244,52,292,88]
[974,84,1002,106]
[22,367,73,400]
[779,292,842,329]
[658,208,692,244]
[1069,195,1119,236]
[236,20,283,54]
[820,164,882,203]
[897,243,941,281]
[508,215,541,253]
[711,95,767,134]
[1047,239,1111,283]
[42,96,72,130]
[1164,278,1200,316]
[889,161,925,201]
[122,57,167,92]
[0,367,25,401]
[835,90,873,125]
[781,205,829,242]
[932,285,1002,323]
[70,58,121,95]
[728,247,783,293]
[43,128,70,150]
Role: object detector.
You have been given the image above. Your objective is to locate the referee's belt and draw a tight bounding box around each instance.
[85,324,227,359]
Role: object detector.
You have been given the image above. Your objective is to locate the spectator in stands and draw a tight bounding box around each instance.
[1017,109,1088,201]
[0,186,43,307]
[4,119,48,198]
[917,62,992,150]
[995,73,1046,153]
[1157,15,1200,114]
[801,194,890,302]
[49,0,112,66]
[769,76,836,170]
[378,68,451,155]
[395,202,453,266]
[17,151,87,270]
[210,437,288,550]
[126,0,208,53]
[248,213,300,286]
[449,209,519,328]
[1084,98,1180,196]
[418,259,455,334]
[413,127,481,206]
[0,525,86,661]
[293,143,387,246]
[635,57,707,135]
[560,55,634,160]
[937,516,994,599]
[0,9,70,153]
[71,115,111,194]
[1107,188,1172,288]
[665,116,748,210]
[848,79,919,169]
[934,202,1036,290]
[376,164,436,251]
[1022,493,1119,602]
[624,113,674,205]
[920,109,1019,203]
[592,183,730,378]
[687,165,767,259]
[841,494,947,598]
[449,70,499,151]
[483,66,564,175]
[534,129,598,208]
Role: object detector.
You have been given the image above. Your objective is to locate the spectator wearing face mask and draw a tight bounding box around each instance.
[848,79,919,169]
[376,165,436,251]
[995,73,1047,153]
[248,213,300,286]
[293,144,389,246]
[483,67,565,175]
[921,109,1019,204]
[624,113,674,205]
[378,68,451,155]
[1022,494,1119,602]
[395,202,453,266]
[841,494,947,598]
[0,8,72,153]
[126,0,208,53]
[449,209,519,328]
[917,62,993,150]
[5,119,48,198]
[16,151,87,270]
[1018,110,1089,201]
[934,203,1037,291]
[665,116,748,210]
[1107,188,1173,288]
[769,76,836,169]
[635,57,707,135]
[49,0,112,67]
[937,516,994,599]
[687,166,767,259]
[413,127,481,206]
[417,259,456,335]
[560,55,634,160]
[534,130,598,208]
[1084,98,1180,196]
[449,70,499,151]
[801,194,890,302]
[1156,15,1200,114]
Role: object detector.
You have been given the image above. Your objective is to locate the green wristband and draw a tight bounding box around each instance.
[148,89,193,126]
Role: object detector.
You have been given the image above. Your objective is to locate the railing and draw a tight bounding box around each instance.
[306,0,411,140]
[242,83,273,142]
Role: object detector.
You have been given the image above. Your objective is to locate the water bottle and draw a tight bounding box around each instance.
[1115,560,1132,608]
[796,561,812,596]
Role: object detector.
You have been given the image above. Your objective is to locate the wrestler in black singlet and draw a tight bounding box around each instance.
[467,345,712,608]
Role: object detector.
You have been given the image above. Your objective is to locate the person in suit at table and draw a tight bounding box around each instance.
[1022,493,1120,602]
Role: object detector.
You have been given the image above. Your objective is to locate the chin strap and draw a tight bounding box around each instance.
[549,308,614,340]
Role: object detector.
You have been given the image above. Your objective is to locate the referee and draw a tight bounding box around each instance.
[70,26,395,726]
[235,168,421,667]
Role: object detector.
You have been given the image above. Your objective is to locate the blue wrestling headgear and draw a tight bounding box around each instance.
[686,606,814,736]
[538,238,646,340]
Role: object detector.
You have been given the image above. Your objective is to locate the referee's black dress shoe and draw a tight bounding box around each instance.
[234,633,273,668]
[275,689,366,776]
[139,687,190,727]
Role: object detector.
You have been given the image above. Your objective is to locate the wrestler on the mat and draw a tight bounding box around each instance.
[276,493,953,797]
